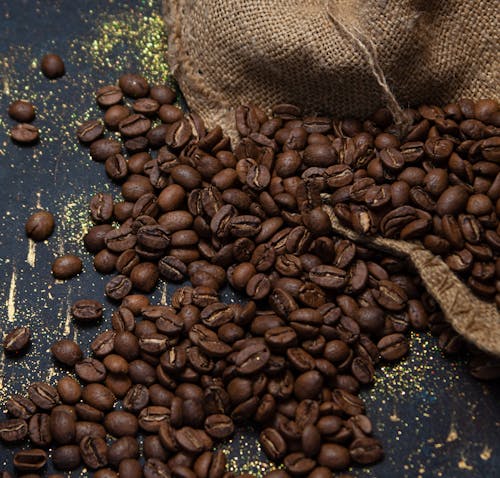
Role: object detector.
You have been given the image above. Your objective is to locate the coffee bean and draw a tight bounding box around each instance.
[57,377,82,404]
[8,100,36,122]
[28,382,59,410]
[71,299,103,322]
[0,418,28,442]
[50,407,76,444]
[317,443,350,470]
[13,448,47,471]
[75,358,107,382]
[96,85,123,107]
[104,410,139,437]
[77,120,104,143]
[3,326,30,354]
[5,395,36,420]
[51,254,83,279]
[105,274,133,300]
[52,445,81,471]
[80,435,108,469]
[25,210,55,241]
[377,333,409,360]
[40,53,65,78]
[175,427,213,453]
[119,73,149,98]
[51,339,83,366]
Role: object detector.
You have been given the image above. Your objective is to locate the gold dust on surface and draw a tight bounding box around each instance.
[480,446,492,461]
[458,455,474,471]
[88,11,170,82]
[446,422,459,442]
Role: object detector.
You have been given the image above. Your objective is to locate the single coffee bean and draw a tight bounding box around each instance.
[50,407,76,444]
[317,443,351,470]
[96,85,123,107]
[80,435,108,469]
[10,123,39,143]
[52,445,81,471]
[28,382,60,410]
[75,358,107,382]
[90,138,122,162]
[51,254,83,279]
[104,410,139,437]
[3,326,30,354]
[13,448,47,472]
[71,299,103,322]
[77,120,104,143]
[25,210,55,241]
[57,376,82,404]
[105,274,133,300]
[40,53,65,78]
[119,73,150,98]
[28,413,51,446]
[377,333,409,360]
[51,339,83,366]
[8,100,36,122]
[260,427,287,461]
[0,418,28,442]
[5,395,37,420]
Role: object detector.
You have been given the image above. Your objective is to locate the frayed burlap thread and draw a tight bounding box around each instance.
[323,205,500,357]
[163,0,498,135]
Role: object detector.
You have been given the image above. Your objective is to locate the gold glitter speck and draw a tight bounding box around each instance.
[7,266,17,322]
[480,445,492,461]
[446,422,458,442]
[458,455,474,471]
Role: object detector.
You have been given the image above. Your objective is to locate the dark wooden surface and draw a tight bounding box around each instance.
[0,1,499,476]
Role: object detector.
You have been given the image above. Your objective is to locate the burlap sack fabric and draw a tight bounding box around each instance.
[164,0,498,136]
[163,0,500,355]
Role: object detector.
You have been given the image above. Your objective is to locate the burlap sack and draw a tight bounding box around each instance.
[162,0,500,356]
[164,0,498,137]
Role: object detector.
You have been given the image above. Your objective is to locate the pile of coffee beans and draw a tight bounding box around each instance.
[2,68,499,477]
[319,101,499,305]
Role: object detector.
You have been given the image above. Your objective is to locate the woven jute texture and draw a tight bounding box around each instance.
[323,205,500,357]
[163,0,499,137]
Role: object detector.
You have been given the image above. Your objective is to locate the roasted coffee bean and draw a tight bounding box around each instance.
[3,326,30,354]
[51,254,83,279]
[0,418,28,442]
[119,73,149,98]
[57,377,82,404]
[8,99,36,122]
[10,122,39,143]
[104,410,139,437]
[28,382,59,410]
[13,448,47,471]
[41,53,65,78]
[50,407,76,444]
[260,428,287,461]
[175,427,213,453]
[75,358,107,382]
[96,84,123,107]
[77,120,104,143]
[51,339,83,366]
[71,299,103,322]
[377,333,409,360]
[6,395,37,420]
[317,443,350,470]
[52,445,81,471]
[204,414,234,440]
[90,138,122,162]
[80,435,108,469]
[25,210,55,241]
[105,274,133,300]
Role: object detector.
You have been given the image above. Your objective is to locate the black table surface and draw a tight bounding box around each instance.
[0,1,499,477]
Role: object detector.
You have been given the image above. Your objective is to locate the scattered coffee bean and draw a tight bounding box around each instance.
[51,254,83,279]
[40,53,65,78]
[8,100,36,122]
[3,326,30,354]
